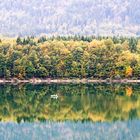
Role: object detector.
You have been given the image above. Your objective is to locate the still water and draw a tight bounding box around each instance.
[0,83,140,140]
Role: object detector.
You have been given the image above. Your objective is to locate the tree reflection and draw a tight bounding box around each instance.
[0,84,140,123]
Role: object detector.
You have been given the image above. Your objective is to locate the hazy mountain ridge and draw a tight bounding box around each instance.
[0,0,140,36]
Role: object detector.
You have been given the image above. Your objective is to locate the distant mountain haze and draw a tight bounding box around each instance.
[0,0,140,36]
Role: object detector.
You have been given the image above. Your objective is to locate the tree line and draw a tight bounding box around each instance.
[0,36,140,79]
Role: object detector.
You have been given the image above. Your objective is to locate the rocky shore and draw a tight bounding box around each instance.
[0,78,140,84]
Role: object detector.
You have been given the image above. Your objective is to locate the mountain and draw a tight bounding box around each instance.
[0,0,140,37]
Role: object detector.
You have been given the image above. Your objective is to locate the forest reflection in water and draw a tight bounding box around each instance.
[0,83,139,122]
[0,120,140,140]
[0,83,140,140]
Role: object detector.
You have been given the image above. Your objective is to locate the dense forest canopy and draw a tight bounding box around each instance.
[0,36,140,79]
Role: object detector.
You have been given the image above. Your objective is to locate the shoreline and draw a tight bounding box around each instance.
[0,78,140,84]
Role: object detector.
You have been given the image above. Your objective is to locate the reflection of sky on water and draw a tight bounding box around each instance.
[0,120,140,140]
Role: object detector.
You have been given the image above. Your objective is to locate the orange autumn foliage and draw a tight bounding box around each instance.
[125,66,133,77]
[126,87,133,97]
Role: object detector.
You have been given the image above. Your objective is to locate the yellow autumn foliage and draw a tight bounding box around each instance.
[126,86,133,97]
[125,66,133,77]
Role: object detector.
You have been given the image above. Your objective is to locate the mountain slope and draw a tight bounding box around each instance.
[0,0,140,36]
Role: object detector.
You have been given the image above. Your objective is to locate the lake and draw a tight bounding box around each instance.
[0,83,140,140]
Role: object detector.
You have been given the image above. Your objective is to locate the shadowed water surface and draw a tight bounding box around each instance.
[0,83,140,140]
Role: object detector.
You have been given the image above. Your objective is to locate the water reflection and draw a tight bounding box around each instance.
[0,83,139,122]
[0,84,140,140]
[0,120,140,140]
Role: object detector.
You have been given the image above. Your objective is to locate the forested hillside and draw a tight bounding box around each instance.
[0,36,140,79]
[0,0,140,36]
